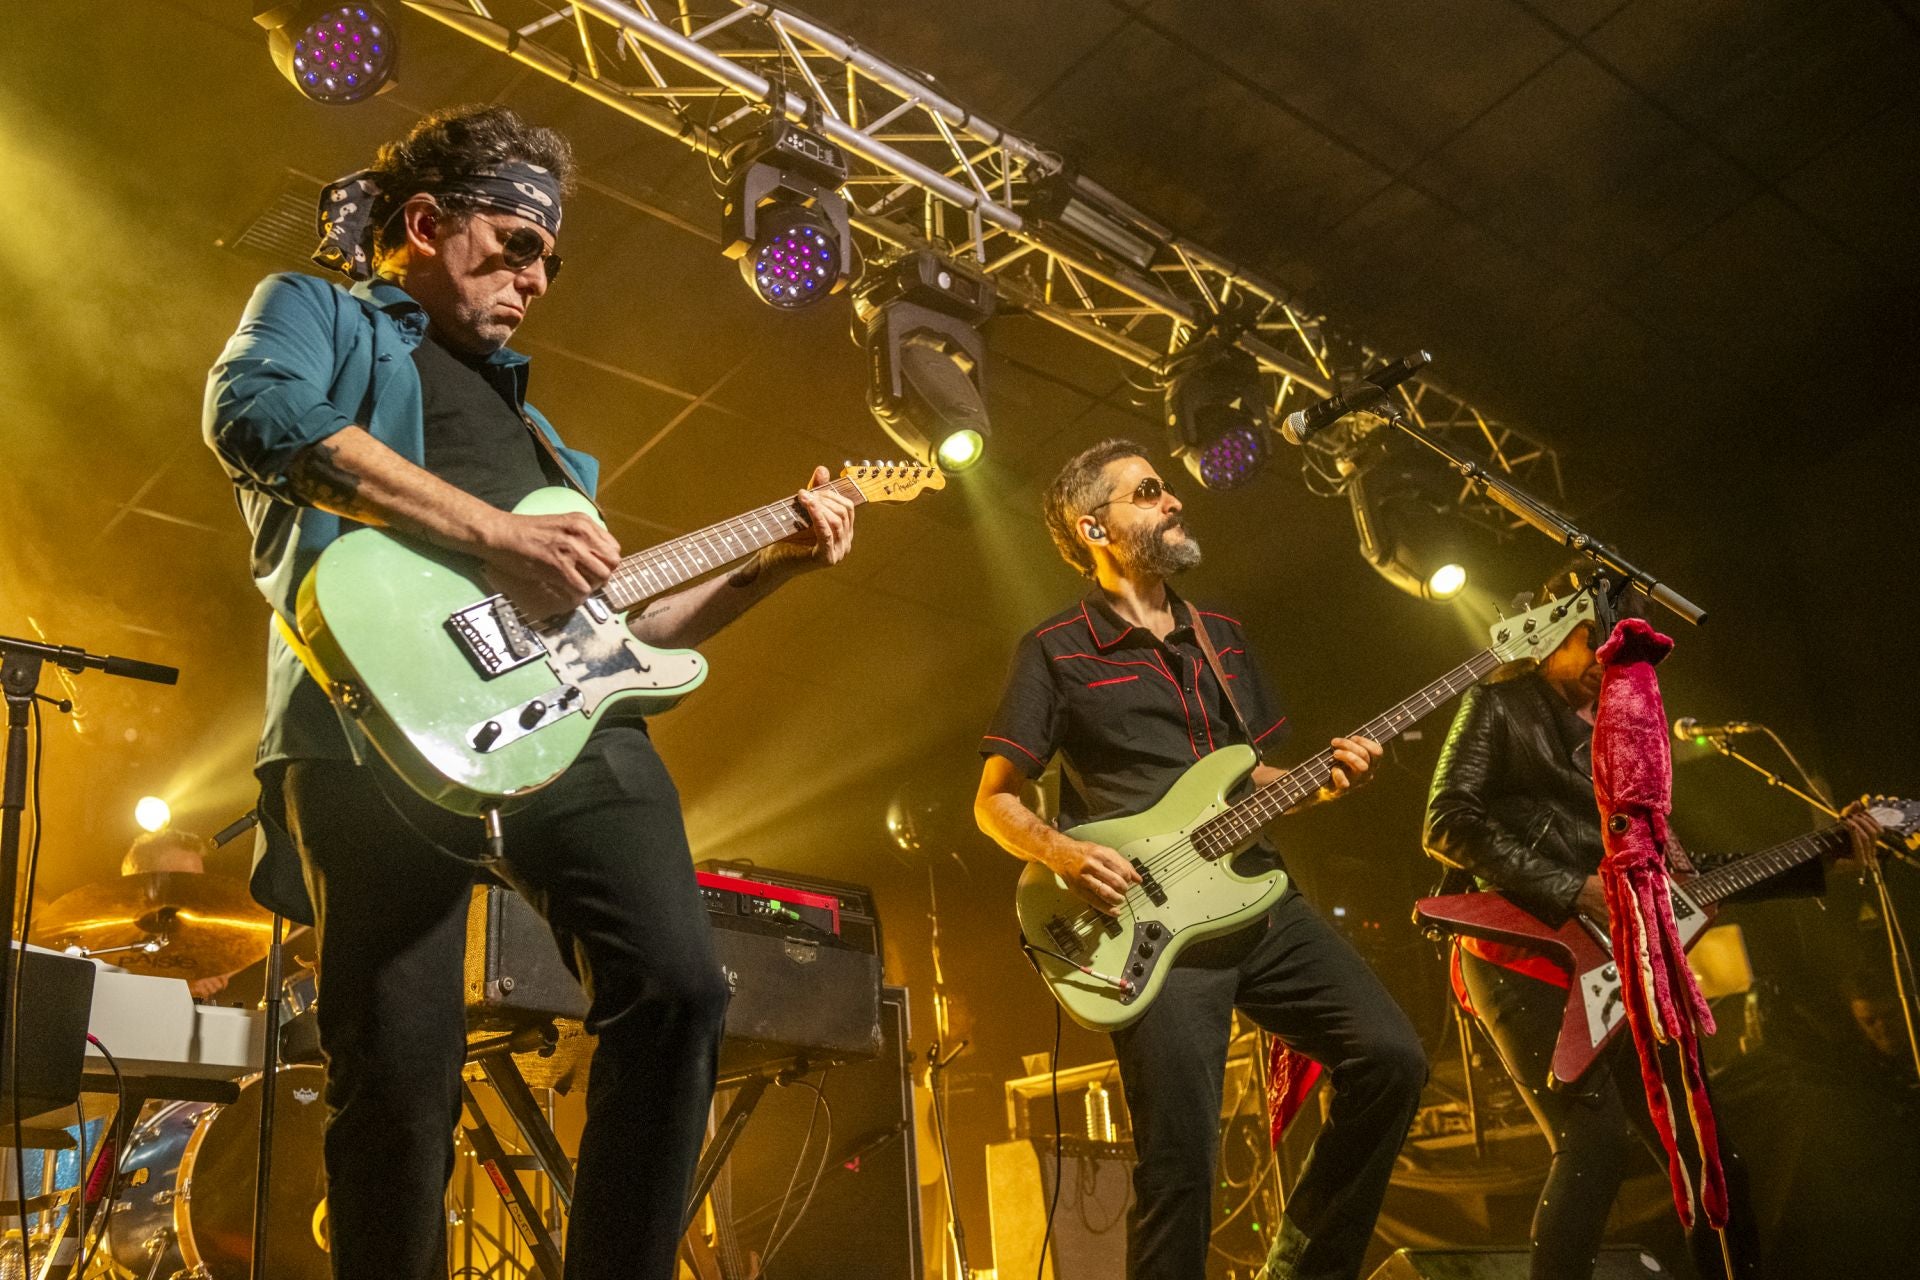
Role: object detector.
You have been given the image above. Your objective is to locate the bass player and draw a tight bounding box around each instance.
[974,438,1425,1280]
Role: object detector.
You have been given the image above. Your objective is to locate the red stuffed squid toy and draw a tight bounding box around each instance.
[1592,616,1727,1230]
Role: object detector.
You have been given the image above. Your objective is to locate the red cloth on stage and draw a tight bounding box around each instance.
[1592,617,1727,1229]
[1266,1038,1324,1147]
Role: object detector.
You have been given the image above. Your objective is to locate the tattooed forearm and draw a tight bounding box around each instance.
[288,438,371,517]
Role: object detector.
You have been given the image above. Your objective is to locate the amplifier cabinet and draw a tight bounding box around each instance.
[1,945,96,1126]
[464,881,882,1075]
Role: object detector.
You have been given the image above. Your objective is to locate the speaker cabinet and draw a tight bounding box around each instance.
[986,1136,1134,1280]
[1,945,96,1126]
[718,984,922,1280]
[1367,1247,1672,1278]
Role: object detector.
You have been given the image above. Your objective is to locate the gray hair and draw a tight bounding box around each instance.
[1043,438,1148,578]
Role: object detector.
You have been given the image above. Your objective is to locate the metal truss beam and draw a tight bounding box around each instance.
[403,0,1562,528]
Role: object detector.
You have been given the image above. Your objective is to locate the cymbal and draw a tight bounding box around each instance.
[31,872,273,981]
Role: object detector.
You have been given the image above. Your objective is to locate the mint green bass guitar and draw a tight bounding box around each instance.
[295,463,944,816]
[1015,587,1598,1031]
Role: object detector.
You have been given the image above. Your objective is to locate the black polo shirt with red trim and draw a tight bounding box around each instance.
[981,587,1290,829]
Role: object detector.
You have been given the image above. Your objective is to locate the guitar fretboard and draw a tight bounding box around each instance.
[1688,824,1851,905]
[1193,647,1505,857]
[598,477,865,612]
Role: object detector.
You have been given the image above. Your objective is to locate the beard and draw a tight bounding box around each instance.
[1116,514,1203,577]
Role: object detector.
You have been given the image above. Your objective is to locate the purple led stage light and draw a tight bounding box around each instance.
[288,6,395,104]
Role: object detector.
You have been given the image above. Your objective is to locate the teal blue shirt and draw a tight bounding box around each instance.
[203,272,601,768]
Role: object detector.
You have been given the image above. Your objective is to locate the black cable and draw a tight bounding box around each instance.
[7,697,46,1269]
[365,758,498,870]
[1037,1002,1062,1280]
[758,1072,833,1268]
[74,1034,127,1279]
[70,1098,87,1272]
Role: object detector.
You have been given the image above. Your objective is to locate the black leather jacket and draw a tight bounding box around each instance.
[1422,672,1820,925]
[1423,673,1603,926]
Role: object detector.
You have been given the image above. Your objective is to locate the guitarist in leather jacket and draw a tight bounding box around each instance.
[976,439,1426,1280]
[1422,578,1883,1279]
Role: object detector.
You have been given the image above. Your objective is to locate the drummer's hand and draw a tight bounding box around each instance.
[189,973,230,1001]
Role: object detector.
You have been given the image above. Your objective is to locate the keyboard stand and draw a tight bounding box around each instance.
[457,1023,578,1279]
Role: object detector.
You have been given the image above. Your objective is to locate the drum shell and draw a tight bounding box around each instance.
[111,1068,332,1280]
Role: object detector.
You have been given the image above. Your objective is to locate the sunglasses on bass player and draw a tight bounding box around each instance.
[1089,474,1177,513]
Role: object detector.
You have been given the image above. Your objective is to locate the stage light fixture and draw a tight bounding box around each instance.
[1426,563,1468,600]
[1349,472,1474,603]
[1025,169,1162,273]
[721,119,852,311]
[854,251,996,470]
[135,796,172,833]
[1163,338,1273,491]
[255,4,399,105]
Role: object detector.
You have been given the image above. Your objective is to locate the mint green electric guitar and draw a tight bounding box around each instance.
[1016,586,1600,1031]
[295,463,944,815]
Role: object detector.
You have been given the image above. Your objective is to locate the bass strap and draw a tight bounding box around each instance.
[1184,600,1264,761]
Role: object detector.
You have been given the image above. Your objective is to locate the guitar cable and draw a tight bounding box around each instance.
[362,756,503,871]
[1018,939,1135,994]
[1037,1002,1062,1280]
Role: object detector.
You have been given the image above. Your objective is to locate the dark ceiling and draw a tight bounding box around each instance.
[3,1,1917,1243]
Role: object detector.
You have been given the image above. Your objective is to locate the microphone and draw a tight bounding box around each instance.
[1280,350,1432,445]
[1673,717,1763,741]
[102,653,180,685]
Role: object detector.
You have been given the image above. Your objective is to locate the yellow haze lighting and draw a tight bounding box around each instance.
[1426,563,1468,600]
[134,796,172,833]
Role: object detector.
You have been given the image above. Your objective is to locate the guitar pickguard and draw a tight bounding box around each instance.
[1577,882,1710,1049]
[536,605,702,716]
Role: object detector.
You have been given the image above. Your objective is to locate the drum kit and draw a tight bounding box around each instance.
[30,872,329,1280]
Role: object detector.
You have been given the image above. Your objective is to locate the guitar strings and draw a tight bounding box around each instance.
[1049,650,1511,938]
[1051,742,1356,936]
[493,478,867,632]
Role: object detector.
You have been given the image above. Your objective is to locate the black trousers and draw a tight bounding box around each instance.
[1111,888,1427,1280]
[282,727,728,1280]
[1459,949,1759,1280]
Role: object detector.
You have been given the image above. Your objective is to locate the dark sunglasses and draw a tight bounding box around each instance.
[1090,475,1176,512]
[496,223,564,282]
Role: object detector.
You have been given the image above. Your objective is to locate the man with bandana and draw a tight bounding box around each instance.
[973,439,1426,1280]
[203,106,858,1280]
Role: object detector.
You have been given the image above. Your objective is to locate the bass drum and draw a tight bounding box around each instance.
[111,1066,332,1280]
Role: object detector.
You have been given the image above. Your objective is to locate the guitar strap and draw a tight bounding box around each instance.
[1184,601,1264,761]
[519,410,608,523]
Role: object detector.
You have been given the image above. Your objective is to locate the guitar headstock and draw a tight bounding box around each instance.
[1863,796,1920,853]
[1486,587,1600,667]
[839,460,947,504]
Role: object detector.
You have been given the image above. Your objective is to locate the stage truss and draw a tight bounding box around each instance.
[403,0,1563,529]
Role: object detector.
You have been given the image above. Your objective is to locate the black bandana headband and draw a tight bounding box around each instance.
[313,161,564,280]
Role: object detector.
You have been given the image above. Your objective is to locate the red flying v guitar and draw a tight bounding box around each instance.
[1415,797,1920,1087]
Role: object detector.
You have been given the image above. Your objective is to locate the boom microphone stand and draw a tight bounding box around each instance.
[0,635,176,1150]
[1693,728,1920,1080]
[1332,388,1709,629]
